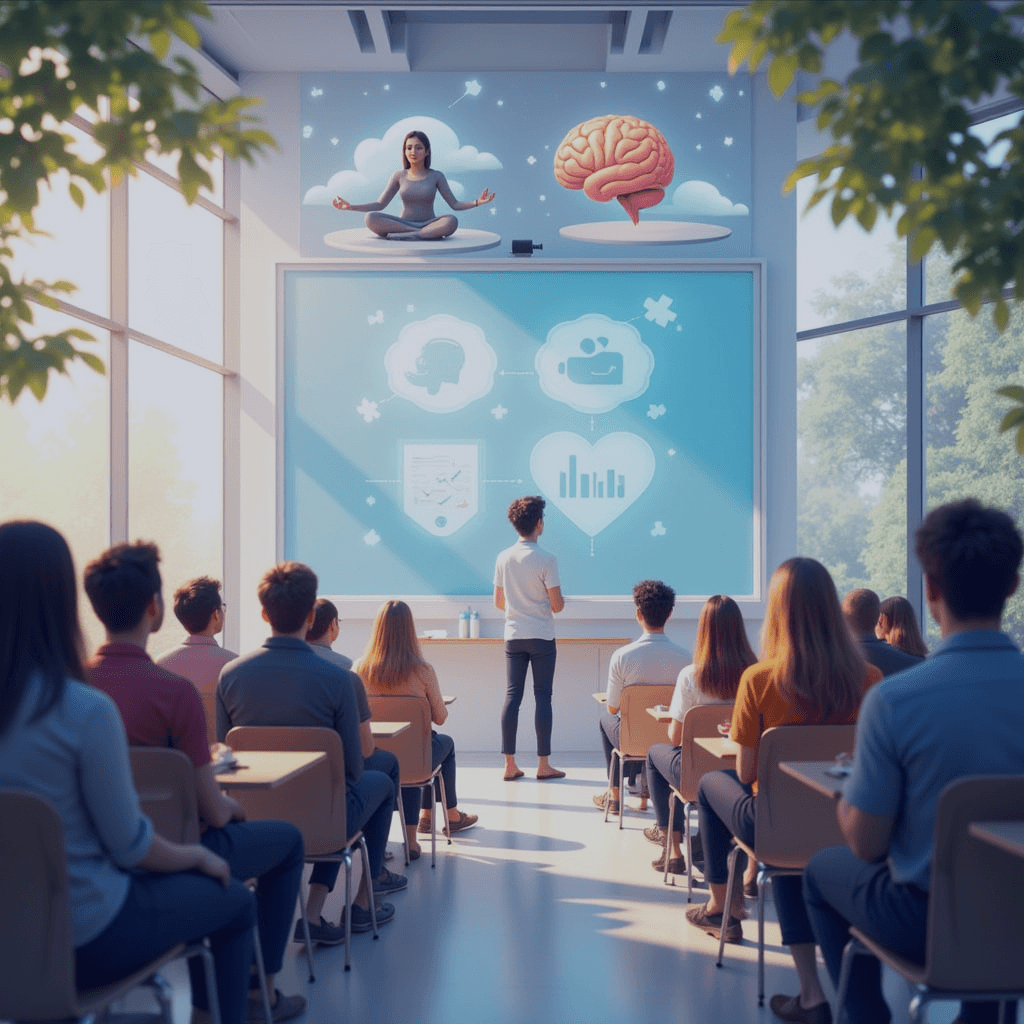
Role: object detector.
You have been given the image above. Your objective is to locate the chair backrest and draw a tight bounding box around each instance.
[0,789,79,1019]
[224,726,347,857]
[617,683,678,757]
[366,695,433,784]
[677,702,735,804]
[200,692,218,744]
[753,724,856,868]
[130,746,200,845]
[924,774,1024,989]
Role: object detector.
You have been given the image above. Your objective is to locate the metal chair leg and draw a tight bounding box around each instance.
[665,793,677,887]
[437,772,451,848]
[834,935,863,1024]
[357,837,379,939]
[343,851,352,973]
[717,844,741,967]
[195,940,222,1024]
[296,888,315,982]
[757,866,767,1006]
[251,922,273,1024]
[428,781,437,867]
[151,971,174,1024]
[684,801,695,902]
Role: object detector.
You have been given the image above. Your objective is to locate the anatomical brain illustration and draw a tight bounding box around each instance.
[554,115,675,225]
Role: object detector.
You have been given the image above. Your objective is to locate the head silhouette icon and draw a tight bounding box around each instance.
[405,338,465,395]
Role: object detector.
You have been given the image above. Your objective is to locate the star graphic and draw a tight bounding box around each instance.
[356,398,380,423]
[491,404,509,420]
[366,496,376,506]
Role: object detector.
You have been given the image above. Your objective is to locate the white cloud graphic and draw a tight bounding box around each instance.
[303,116,502,206]
[671,180,749,217]
[535,313,654,415]
[385,314,497,414]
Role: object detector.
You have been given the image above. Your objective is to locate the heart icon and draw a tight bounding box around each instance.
[530,431,656,538]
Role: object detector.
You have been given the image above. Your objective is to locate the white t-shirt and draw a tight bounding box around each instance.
[668,663,733,723]
[605,632,691,710]
[493,538,560,640]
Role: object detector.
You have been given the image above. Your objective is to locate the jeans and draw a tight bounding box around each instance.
[75,871,256,1024]
[400,731,458,824]
[598,714,642,788]
[698,769,813,944]
[366,746,402,822]
[200,819,304,976]
[309,767,395,890]
[647,743,683,831]
[502,638,556,756]
[804,846,1017,1024]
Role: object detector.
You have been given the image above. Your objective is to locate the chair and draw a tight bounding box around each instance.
[225,726,378,973]
[664,701,735,896]
[0,788,221,1024]
[201,691,219,743]
[835,775,1024,1024]
[715,723,857,1006]
[366,694,450,867]
[129,747,274,1024]
[604,683,677,828]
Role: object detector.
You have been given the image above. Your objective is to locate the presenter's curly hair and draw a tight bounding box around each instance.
[258,561,318,634]
[402,130,431,169]
[355,600,427,692]
[84,541,162,633]
[173,576,222,634]
[632,579,675,630]
[508,495,545,537]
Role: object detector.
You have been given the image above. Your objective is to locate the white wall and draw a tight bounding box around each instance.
[236,72,796,752]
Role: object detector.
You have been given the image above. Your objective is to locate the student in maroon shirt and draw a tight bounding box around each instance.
[84,542,308,1022]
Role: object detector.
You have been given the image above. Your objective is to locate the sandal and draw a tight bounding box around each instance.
[503,768,525,781]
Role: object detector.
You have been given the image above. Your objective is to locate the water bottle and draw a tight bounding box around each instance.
[470,608,480,638]
[458,609,470,638]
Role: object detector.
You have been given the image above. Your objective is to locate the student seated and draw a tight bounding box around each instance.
[592,579,691,815]
[875,594,929,658]
[354,600,478,858]
[645,595,755,873]
[685,558,881,1019]
[217,562,405,940]
[84,542,306,1021]
[842,588,923,677]
[0,521,256,1024]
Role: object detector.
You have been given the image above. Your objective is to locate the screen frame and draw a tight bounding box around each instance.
[276,258,767,621]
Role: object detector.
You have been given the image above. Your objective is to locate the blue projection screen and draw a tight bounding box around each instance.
[281,263,762,599]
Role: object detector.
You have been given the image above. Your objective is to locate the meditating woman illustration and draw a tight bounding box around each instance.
[333,130,496,241]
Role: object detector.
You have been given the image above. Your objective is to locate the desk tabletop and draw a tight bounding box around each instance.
[442,695,457,705]
[969,820,1024,859]
[371,721,411,739]
[592,692,608,704]
[693,736,738,758]
[646,706,673,721]
[216,750,325,790]
[780,760,849,801]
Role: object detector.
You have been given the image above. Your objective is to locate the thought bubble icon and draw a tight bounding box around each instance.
[554,114,674,225]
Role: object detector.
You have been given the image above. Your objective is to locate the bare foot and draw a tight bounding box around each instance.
[536,766,566,779]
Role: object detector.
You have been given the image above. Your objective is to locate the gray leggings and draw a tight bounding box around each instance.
[501,638,556,756]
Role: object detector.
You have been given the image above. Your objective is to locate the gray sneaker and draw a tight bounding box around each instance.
[351,900,394,932]
[373,867,408,895]
[293,915,344,946]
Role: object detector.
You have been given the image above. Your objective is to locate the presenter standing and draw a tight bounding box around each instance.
[494,496,565,781]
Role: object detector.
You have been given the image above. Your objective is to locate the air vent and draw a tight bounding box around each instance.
[639,10,672,56]
[348,10,375,54]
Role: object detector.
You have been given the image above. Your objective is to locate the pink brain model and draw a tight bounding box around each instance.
[554,114,675,225]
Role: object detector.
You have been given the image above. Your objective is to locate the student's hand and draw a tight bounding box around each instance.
[195,847,231,887]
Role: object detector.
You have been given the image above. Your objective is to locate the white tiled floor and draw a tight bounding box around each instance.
[148,753,954,1024]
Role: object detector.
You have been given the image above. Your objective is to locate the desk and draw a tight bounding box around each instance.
[371,721,411,739]
[969,821,1024,860]
[443,695,457,706]
[592,692,607,704]
[216,751,325,790]
[646,706,673,722]
[780,760,848,801]
[694,736,738,759]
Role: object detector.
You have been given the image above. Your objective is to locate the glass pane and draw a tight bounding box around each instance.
[128,172,224,362]
[0,309,110,654]
[797,323,907,601]
[128,343,223,648]
[925,109,1024,304]
[7,123,109,318]
[796,174,906,332]
[924,306,1024,646]
[139,151,224,207]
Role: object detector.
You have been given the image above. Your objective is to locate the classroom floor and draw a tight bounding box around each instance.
[144,754,951,1024]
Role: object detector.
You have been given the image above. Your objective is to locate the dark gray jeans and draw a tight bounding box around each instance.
[501,638,556,756]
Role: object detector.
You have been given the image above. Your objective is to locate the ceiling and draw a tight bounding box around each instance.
[199,2,749,77]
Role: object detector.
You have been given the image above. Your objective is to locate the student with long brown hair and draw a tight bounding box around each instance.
[355,600,478,859]
[645,595,756,874]
[685,558,882,1024]
[875,594,929,659]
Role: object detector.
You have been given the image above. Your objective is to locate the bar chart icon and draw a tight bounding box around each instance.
[559,456,625,500]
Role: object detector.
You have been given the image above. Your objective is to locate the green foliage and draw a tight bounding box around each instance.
[0,0,276,403]
[719,0,1024,330]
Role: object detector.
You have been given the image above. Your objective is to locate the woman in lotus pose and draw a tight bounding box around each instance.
[685,557,882,1024]
[334,130,495,241]
[0,521,257,1024]
[355,600,478,858]
[876,594,928,658]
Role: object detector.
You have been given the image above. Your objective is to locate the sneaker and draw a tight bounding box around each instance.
[684,902,742,944]
[372,867,408,895]
[592,791,620,814]
[246,989,306,1023]
[768,994,832,1024]
[417,814,436,835]
[293,915,344,946]
[351,900,394,932]
[445,810,478,833]
[643,824,667,846]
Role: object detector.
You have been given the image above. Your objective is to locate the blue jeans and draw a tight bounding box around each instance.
[698,769,813,944]
[598,714,643,788]
[200,820,303,976]
[366,746,402,821]
[804,846,1017,1024]
[400,731,458,824]
[75,871,256,1024]
[309,767,395,891]
[647,743,683,831]
[502,638,556,756]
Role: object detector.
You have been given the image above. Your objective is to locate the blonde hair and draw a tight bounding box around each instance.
[692,595,757,701]
[355,599,428,692]
[760,558,865,721]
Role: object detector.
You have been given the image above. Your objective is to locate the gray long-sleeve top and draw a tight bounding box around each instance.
[346,169,478,219]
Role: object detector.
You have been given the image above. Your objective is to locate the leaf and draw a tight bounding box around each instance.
[68,182,85,209]
[767,52,800,96]
[996,385,1024,403]
[151,30,171,61]
[994,299,1010,333]
[998,408,1024,434]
